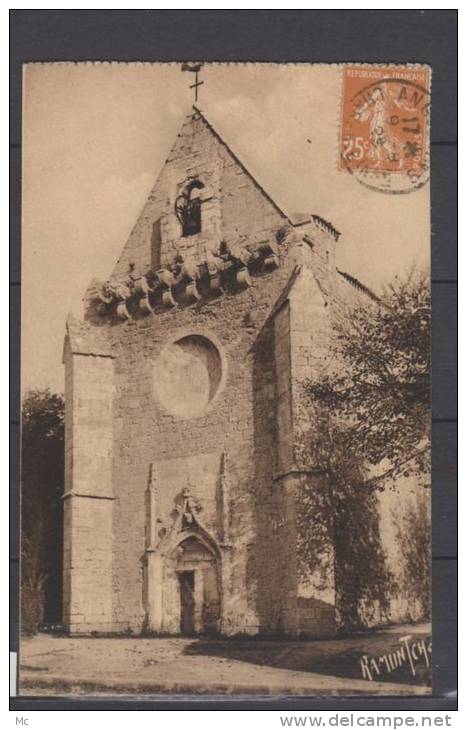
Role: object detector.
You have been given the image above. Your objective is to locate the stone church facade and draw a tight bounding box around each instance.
[62,106,428,637]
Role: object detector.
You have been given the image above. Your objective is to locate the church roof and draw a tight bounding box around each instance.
[336,268,381,304]
[192,105,292,224]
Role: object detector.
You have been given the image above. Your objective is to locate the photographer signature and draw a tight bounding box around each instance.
[360,635,431,681]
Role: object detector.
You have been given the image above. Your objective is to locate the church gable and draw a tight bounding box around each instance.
[111,107,289,283]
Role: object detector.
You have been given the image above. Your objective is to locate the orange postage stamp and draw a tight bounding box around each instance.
[339,65,431,193]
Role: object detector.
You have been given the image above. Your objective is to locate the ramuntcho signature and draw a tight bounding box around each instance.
[360,634,431,681]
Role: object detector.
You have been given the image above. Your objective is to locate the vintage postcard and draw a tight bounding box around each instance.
[20,62,431,696]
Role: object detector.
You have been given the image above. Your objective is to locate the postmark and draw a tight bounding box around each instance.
[339,65,431,194]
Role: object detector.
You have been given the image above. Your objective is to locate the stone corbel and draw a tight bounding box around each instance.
[139,296,154,314]
[258,241,280,270]
[180,258,201,303]
[134,275,154,315]
[86,279,115,315]
[216,241,252,289]
[116,301,131,320]
[180,259,199,281]
[86,277,134,319]
[162,289,177,307]
[236,267,252,288]
[112,281,132,300]
[156,269,177,308]
[221,241,254,289]
[185,281,201,303]
[200,255,225,297]
[208,267,224,296]
[229,241,252,268]
[111,281,132,320]
[134,276,150,297]
[89,280,114,305]
[157,268,175,288]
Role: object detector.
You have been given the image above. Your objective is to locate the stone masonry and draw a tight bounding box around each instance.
[62,106,429,637]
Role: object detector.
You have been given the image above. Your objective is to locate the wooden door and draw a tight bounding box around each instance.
[179,570,195,635]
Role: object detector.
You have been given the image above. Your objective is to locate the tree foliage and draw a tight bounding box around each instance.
[298,272,431,629]
[304,271,431,490]
[21,389,64,633]
[393,492,431,619]
[297,421,394,630]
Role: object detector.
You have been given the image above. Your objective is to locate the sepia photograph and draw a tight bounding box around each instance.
[19,61,432,697]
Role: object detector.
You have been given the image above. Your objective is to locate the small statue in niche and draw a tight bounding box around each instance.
[171,486,203,529]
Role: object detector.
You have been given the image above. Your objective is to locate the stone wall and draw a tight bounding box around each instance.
[104,228,346,635]
[111,109,289,283]
[108,263,292,634]
[63,339,114,633]
[271,268,337,638]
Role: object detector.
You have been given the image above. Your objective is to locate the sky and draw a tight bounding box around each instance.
[22,63,430,395]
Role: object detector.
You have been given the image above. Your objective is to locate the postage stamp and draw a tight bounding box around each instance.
[339,65,431,193]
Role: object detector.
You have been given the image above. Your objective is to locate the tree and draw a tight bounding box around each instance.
[296,419,395,630]
[298,272,431,628]
[304,270,431,491]
[393,491,431,619]
[21,389,64,633]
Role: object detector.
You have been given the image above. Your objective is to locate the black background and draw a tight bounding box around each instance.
[10,9,457,712]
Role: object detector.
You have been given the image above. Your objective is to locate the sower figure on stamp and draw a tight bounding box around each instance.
[356,88,404,169]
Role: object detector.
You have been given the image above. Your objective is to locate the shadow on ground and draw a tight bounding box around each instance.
[183,629,431,686]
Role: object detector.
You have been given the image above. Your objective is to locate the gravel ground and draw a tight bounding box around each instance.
[19,623,431,697]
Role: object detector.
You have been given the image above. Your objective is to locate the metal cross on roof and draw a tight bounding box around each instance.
[181,62,204,103]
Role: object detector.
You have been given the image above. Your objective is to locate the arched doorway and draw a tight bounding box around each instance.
[173,536,220,635]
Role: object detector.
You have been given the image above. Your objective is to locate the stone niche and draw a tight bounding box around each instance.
[153,333,225,419]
